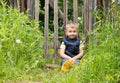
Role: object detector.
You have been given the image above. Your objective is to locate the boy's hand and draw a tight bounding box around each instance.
[70,58,76,64]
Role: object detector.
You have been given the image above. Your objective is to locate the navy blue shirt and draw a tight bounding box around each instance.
[60,36,80,58]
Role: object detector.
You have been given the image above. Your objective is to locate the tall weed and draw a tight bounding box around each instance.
[0,1,44,80]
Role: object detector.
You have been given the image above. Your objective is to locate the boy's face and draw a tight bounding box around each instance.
[65,24,78,39]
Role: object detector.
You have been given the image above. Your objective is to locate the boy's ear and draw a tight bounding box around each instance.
[64,29,67,33]
[64,29,67,35]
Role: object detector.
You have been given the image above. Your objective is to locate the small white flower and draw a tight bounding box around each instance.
[78,17,81,20]
[16,39,21,43]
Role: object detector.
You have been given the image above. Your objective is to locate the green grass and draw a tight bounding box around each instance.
[0,1,120,83]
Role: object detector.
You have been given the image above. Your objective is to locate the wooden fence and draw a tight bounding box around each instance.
[6,0,120,58]
[44,0,79,58]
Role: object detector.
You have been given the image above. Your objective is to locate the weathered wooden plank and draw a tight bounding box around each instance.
[44,0,49,57]
[83,0,89,45]
[20,0,25,12]
[42,42,60,49]
[73,0,78,23]
[63,0,68,27]
[35,0,39,22]
[27,0,35,20]
[14,0,19,10]
[8,0,19,10]
[89,0,97,30]
[54,0,58,58]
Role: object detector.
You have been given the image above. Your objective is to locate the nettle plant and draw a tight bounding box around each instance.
[0,1,44,75]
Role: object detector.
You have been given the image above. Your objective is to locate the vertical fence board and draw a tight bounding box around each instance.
[54,0,58,58]
[8,0,19,10]
[20,0,25,12]
[35,0,39,22]
[63,0,68,26]
[14,0,19,10]
[44,0,49,57]
[83,0,89,45]
[27,0,35,19]
[89,0,97,30]
[73,0,78,23]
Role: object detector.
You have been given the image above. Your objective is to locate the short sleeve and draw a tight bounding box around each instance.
[79,41,84,48]
[60,42,66,49]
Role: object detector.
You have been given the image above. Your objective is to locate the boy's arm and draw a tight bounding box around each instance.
[60,48,72,59]
[72,46,84,60]
[59,42,72,60]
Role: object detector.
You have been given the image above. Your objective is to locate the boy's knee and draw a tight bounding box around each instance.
[61,58,68,65]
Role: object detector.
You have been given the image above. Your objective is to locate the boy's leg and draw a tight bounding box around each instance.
[74,59,80,64]
[61,59,80,65]
[61,58,67,65]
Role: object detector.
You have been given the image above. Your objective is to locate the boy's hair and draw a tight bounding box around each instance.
[64,21,78,30]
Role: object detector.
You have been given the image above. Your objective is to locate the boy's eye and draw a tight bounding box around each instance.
[73,31,75,33]
[69,31,72,33]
